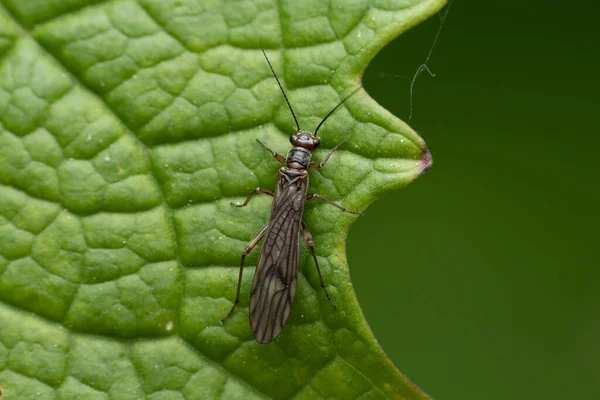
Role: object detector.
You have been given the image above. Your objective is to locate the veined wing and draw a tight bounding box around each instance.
[249,170,307,343]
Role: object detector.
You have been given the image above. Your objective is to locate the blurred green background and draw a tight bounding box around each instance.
[352,1,599,399]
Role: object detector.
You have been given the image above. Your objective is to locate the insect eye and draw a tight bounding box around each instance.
[290,135,298,145]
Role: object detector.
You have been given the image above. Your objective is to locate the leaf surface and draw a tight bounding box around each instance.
[0,0,445,398]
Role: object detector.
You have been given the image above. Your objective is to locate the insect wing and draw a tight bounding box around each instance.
[249,171,307,343]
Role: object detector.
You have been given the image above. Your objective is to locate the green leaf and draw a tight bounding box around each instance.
[0,0,444,398]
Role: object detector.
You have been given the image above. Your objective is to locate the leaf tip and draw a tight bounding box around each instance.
[418,145,433,175]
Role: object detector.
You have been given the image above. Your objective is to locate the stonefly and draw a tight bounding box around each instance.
[220,46,362,343]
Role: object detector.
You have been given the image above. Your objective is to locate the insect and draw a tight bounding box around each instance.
[220,46,362,343]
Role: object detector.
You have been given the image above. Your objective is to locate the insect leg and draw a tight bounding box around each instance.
[302,221,336,309]
[256,139,286,164]
[309,141,347,169]
[220,223,269,324]
[231,187,274,207]
[305,194,363,215]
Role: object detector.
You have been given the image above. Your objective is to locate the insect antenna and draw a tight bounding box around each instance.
[314,87,361,136]
[260,45,301,132]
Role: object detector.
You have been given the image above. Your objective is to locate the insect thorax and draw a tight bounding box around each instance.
[286,147,312,170]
